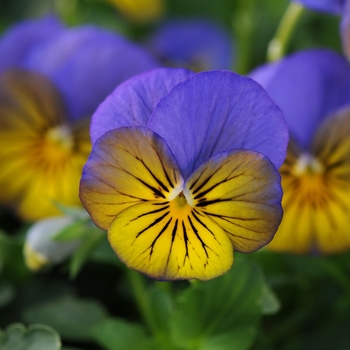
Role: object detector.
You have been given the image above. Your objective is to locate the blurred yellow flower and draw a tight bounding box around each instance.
[104,0,165,23]
[0,70,91,221]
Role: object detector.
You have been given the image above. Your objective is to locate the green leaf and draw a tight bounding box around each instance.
[22,294,107,341]
[0,323,61,350]
[52,219,90,242]
[69,227,105,278]
[169,256,266,350]
[259,284,281,315]
[0,281,15,309]
[92,318,156,350]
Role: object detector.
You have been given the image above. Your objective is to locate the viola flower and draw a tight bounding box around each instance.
[0,17,158,221]
[80,68,288,281]
[251,49,350,254]
[147,19,233,71]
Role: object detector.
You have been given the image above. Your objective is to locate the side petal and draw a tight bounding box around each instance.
[108,200,233,281]
[24,26,159,121]
[250,49,350,149]
[79,127,184,230]
[149,70,288,178]
[185,150,283,252]
[90,68,194,143]
[0,16,64,72]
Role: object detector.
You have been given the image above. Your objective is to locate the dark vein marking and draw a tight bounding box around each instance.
[191,210,218,241]
[135,211,170,238]
[187,216,210,258]
[131,205,169,221]
[182,221,192,268]
[148,218,172,258]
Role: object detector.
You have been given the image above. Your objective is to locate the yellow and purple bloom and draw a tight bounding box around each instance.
[0,16,158,221]
[251,49,350,254]
[79,68,288,281]
[147,19,233,71]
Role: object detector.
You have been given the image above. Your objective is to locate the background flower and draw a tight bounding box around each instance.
[147,19,233,71]
[251,49,350,254]
[0,16,158,221]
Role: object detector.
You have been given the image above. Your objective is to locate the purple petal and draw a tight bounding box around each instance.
[0,16,64,72]
[148,19,233,70]
[90,68,194,143]
[291,0,345,14]
[149,70,288,178]
[250,49,350,149]
[24,26,159,121]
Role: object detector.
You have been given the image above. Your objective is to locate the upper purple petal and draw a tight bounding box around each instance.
[147,19,233,70]
[149,70,288,178]
[24,26,159,121]
[250,49,350,149]
[90,68,194,143]
[292,0,345,14]
[0,16,64,72]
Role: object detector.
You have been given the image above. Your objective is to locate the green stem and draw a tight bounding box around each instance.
[232,0,256,74]
[267,2,304,62]
[126,269,158,333]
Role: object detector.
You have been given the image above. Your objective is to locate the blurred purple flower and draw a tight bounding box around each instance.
[80,68,287,280]
[251,49,350,254]
[147,19,233,71]
[291,0,345,14]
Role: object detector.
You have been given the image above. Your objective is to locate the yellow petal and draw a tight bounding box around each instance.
[80,127,184,230]
[108,200,233,281]
[185,150,283,253]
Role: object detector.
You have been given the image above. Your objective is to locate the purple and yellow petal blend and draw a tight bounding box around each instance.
[0,18,159,221]
[80,68,288,281]
[251,49,350,254]
[147,19,233,71]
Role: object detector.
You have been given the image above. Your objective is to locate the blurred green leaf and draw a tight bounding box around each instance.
[22,294,107,341]
[52,219,90,242]
[259,284,281,315]
[0,281,16,309]
[92,318,157,350]
[169,256,267,350]
[0,323,61,350]
[69,227,105,278]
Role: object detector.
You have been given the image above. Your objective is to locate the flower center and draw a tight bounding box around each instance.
[45,124,74,152]
[292,153,324,176]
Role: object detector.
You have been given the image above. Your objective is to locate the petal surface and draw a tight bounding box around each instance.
[0,16,64,72]
[250,50,350,149]
[79,127,184,230]
[90,68,194,143]
[24,26,159,121]
[108,200,233,281]
[185,150,283,252]
[149,70,288,178]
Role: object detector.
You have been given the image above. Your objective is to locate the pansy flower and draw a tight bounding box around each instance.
[251,49,350,254]
[80,68,288,281]
[147,19,233,71]
[0,16,158,221]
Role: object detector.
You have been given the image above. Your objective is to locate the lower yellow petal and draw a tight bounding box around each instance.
[108,200,233,281]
